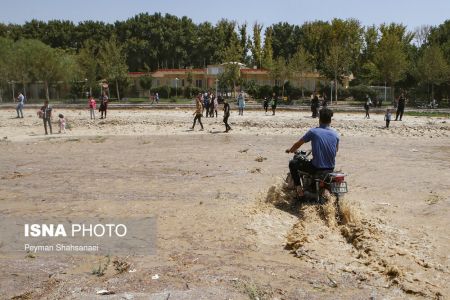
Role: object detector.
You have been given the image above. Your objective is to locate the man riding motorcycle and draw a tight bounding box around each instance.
[285,108,339,197]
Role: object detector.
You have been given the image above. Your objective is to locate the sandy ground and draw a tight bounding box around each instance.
[0,107,449,299]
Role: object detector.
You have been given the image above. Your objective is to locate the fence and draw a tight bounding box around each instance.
[369,86,393,104]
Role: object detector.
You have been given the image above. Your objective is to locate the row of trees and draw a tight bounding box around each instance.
[0,36,128,101]
[263,21,450,102]
[1,13,450,101]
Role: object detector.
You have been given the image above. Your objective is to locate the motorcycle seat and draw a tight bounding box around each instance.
[313,169,333,179]
[298,169,333,179]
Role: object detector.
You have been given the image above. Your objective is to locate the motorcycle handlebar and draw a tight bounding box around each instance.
[289,149,312,156]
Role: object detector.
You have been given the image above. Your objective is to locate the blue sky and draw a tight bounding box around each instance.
[1,0,449,30]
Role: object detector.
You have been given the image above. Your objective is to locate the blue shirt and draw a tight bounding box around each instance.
[301,124,339,169]
[18,94,24,105]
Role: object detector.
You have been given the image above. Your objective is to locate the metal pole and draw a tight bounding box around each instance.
[330,81,333,105]
[384,81,387,104]
[215,79,218,98]
[11,81,15,102]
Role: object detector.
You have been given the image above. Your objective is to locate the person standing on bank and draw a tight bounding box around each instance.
[15,92,25,118]
[384,108,392,128]
[192,94,204,130]
[40,100,53,135]
[99,93,108,119]
[237,91,245,116]
[223,100,231,132]
[364,94,372,119]
[88,96,96,120]
[213,94,219,118]
[271,92,278,115]
[311,92,320,118]
[58,113,66,134]
[395,92,407,121]
[263,97,269,114]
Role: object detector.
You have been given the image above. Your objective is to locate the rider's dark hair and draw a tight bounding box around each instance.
[319,108,333,124]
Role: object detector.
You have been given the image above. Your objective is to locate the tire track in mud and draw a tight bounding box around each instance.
[261,180,445,299]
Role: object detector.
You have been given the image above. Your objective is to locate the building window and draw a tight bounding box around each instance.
[182,79,185,87]
[195,79,203,88]
[208,67,221,75]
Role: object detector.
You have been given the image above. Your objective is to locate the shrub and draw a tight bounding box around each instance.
[150,86,171,98]
[348,85,376,101]
[185,87,201,98]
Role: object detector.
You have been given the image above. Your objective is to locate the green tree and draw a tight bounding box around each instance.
[33,46,78,100]
[185,70,193,97]
[251,22,263,68]
[329,19,363,73]
[139,76,153,98]
[270,56,291,98]
[238,23,250,64]
[379,23,414,45]
[289,47,313,98]
[374,32,409,101]
[353,25,379,85]
[213,19,240,64]
[298,21,331,71]
[262,27,274,69]
[77,39,100,95]
[11,39,38,97]
[0,38,14,101]
[362,25,379,63]
[428,20,450,62]
[98,35,128,100]
[221,32,243,96]
[416,45,449,100]
[358,61,380,86]
[42,20,77,49]
[324,42,352,102]
[271,22,299,61]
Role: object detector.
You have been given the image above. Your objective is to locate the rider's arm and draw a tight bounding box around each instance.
[286,139,305,153]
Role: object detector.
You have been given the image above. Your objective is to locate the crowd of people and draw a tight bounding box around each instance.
[191,91,229,132]
[10,89,412,135]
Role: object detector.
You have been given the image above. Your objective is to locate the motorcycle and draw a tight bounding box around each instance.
[286,150,348,202]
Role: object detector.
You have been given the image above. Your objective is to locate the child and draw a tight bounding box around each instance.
[263,97,269,114]
[384,109,392,128]
[99,94,108,119]
[58,113,66,133]
[88,96,96,120]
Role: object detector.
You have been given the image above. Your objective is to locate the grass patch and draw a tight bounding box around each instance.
[233,279,273,300]
[92,255,110,276]
[121,97,193,104]
[66,138,80,142]
[404,111,450,118]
